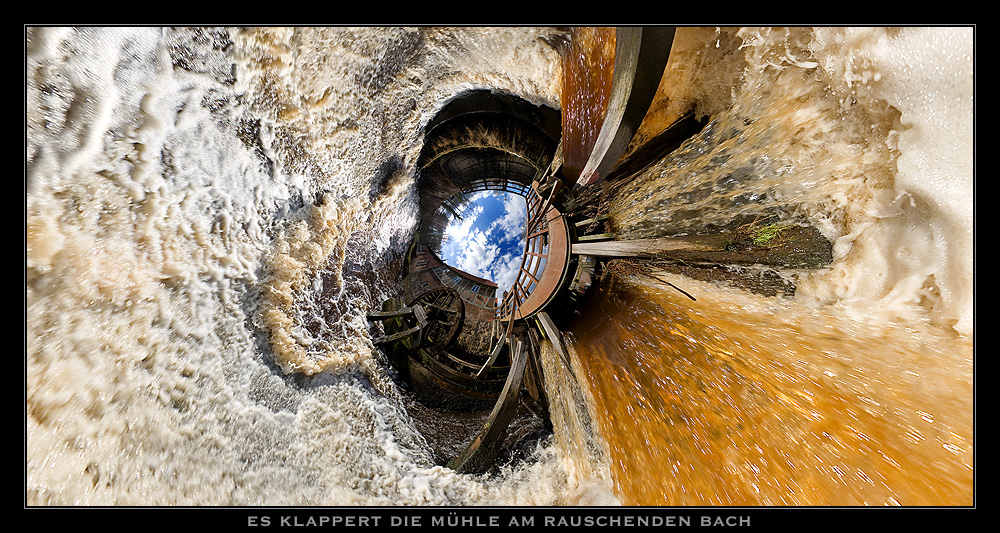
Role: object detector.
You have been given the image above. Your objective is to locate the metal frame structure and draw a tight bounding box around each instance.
[378,28,681,473]
[496,183,570,323]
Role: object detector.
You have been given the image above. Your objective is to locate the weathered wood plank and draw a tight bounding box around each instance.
[373,325,421,346]
[535,311,569,362]
[413,305,428,327]
[366,306,413,320]
[573,226,833,269]
[575,233,618,242]
[449,333,530,473]
[572,235,724,256]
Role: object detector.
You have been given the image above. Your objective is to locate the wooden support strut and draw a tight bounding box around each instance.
[477,331,508,379]
[368,305,429,347]
[571,226,834,269]
[571,235,725,257]
[535,311,570,365]
[448,331,532,473]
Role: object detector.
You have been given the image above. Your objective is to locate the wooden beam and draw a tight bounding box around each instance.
[574,214,610,227]
[366,306,414,320]
[572,235,725,257]
[575,232,617,242]
[449,333,530,473]
[535,311,569,363]
[572,226,833,269]
[372,325,421,346]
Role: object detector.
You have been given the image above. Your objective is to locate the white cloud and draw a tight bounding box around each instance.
[443,203,484,245]
[468,190,493,203]
[492,252,522,296]
[439,191,532,297]
[457,228,500,279]
[492,192,527,242]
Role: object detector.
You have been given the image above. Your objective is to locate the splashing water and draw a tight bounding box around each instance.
[25,26,972,510]
[569,26,973,506]
[26,26,595,506]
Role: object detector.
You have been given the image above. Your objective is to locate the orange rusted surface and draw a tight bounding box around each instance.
[560,27,616,184]
[498,196,570,323]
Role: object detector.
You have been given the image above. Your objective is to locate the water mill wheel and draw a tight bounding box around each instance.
[408,287,464,352]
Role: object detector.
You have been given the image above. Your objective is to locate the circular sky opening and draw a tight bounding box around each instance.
[439,190,527,298]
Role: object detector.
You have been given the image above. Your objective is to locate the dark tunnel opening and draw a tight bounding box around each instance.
[367,73,712,472]
[368,89,566,470]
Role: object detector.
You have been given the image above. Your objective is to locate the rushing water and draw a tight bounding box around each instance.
[25,26,973,510]
[568,278,972,506]
[569,26,974,506]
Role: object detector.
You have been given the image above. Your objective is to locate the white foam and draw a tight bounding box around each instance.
[25,26,973,507]
[868,27,974,334]
[800,27,974,335]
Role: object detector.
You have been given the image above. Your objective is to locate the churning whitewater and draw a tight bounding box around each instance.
[25,26,973,507]
[26,26,595,506]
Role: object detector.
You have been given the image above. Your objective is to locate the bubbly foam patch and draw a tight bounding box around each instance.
[797,27,974,335]
[26,25,972,507]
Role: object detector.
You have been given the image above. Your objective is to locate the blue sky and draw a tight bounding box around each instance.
[440,191,527,297]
